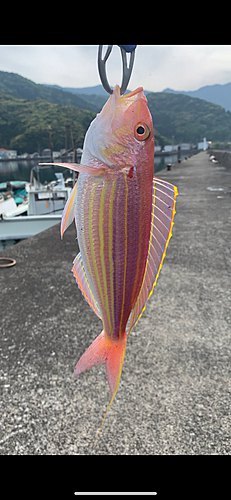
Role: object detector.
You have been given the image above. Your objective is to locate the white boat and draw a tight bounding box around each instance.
[0,170,72,241]
[0,180,28,218]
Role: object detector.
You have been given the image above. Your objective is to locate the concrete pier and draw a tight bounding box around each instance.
[1,151,231,455]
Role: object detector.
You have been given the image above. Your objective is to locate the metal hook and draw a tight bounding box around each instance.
[98,45,113,95]
[98,45,136,95]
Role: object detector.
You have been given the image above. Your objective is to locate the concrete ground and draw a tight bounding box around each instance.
[0,151,230,455]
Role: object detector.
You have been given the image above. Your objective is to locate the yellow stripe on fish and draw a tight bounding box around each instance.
[99,182,113,336]
[119,171,128,340]
[89,186,106,314]
[108,178,117,336]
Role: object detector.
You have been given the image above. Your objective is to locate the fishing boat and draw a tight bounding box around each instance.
[0,180,28,217]
[0,167,72,242]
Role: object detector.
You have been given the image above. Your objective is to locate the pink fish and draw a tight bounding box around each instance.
[42,85,178,433]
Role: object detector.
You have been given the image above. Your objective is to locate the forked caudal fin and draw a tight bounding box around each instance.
[74,330,127,439]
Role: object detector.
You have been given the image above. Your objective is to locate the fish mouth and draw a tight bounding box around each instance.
[101,85,144,121]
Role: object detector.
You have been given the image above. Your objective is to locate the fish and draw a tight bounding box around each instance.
[42,85,178,436]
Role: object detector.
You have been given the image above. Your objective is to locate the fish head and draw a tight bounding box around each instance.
[82,85,154,171]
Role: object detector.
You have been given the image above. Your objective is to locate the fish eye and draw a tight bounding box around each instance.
[137,125,145,134]
[134,122,150,141]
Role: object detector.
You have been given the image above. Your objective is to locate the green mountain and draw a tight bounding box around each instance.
[163,82,231,112]
[0,71,171,152]
[44,83,133,97]
[146,92,231,143]
[0,91,170,154]
[0,92,96,154]
[44,80,231,143]
[1,70,231,154]
[0,71,98,113]
[77,93,108,112]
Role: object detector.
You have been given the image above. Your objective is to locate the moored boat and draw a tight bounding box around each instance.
[0,168,72,242]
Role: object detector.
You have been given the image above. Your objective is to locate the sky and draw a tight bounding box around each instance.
[0,45,231,92]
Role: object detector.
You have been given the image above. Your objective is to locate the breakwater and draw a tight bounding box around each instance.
[208,149,231,169]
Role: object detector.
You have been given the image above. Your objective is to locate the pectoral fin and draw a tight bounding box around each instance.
[128,177,178,335]
[39,162,107,177]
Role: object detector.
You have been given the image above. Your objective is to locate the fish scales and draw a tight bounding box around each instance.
[76,165,152,341]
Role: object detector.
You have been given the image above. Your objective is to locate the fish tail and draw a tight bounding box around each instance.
[74,330,127,443]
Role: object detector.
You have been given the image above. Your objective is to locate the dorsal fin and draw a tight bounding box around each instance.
[128,177,178,335]
[72,252,102,319]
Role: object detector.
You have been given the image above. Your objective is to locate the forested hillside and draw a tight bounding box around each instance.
[0,93,96,153]
[147,92,231,143]
[0,71,97,112]
[1,70,231,154]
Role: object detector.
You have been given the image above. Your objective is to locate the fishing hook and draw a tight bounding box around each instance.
[98,45,136,95]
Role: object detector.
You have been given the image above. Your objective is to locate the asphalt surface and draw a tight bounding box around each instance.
[0,151,231,455]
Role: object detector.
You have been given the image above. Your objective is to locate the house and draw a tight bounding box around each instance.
[163,144,179,153]
[0,148,17,159]
[198,138,209,150]
[42,148,51,157]
[180,143,191,151]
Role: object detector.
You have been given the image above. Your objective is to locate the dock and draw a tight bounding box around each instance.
[1,151,230,455]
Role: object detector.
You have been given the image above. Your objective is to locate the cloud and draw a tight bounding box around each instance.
[0,45,100,87]
[0,45,231,92]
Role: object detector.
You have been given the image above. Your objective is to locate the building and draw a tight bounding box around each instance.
[163,145,179,152]
[0,148,17,159]
[42,148,52,157]
[164,145,173,152]
[198,138,209,151]
[180,143,191,151]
